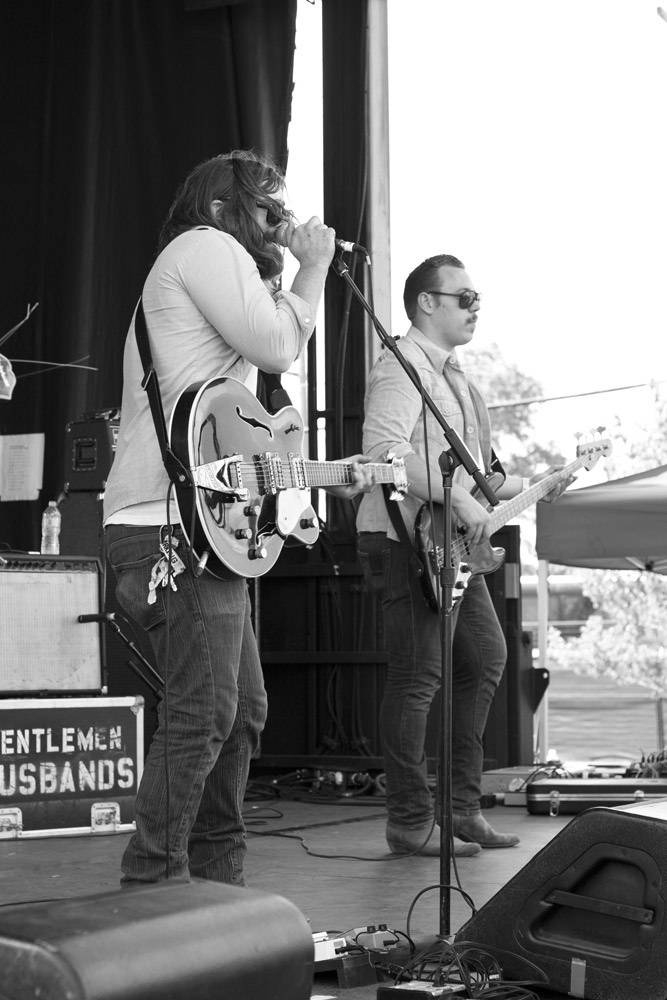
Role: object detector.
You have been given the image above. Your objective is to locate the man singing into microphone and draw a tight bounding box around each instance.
[103,150,371,886]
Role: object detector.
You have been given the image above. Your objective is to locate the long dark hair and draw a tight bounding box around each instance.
[157,149,286,280]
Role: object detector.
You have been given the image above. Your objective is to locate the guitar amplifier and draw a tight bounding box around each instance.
[0,554,104,693]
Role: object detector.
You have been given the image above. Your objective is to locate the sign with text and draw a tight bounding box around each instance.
[0,697,143,836]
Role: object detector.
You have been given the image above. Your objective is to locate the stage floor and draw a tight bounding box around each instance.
[0,796,573,999]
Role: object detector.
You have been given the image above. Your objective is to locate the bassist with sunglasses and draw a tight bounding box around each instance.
[357,254,567,859]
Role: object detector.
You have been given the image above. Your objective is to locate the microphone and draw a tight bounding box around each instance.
[334,238,368,254]
[78,612,116,624]
[275,224,367,255]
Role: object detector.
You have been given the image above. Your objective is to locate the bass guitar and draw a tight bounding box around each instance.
[169,376,408,579]
[414,436,611,612]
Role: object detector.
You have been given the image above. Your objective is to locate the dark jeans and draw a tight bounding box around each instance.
[358,533,507,828]
[106,524,267,884]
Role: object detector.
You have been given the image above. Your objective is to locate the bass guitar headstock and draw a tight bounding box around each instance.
[575,428,613,470]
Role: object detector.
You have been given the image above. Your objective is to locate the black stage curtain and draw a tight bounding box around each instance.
[0,0,296,551]
[320,0,368,543]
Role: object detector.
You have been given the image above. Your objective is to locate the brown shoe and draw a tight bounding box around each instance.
[453,813,520,848]
[387,823,481,857]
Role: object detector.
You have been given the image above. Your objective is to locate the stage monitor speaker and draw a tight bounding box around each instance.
[455,799,667,999]
[0,878,313,1000]
[0,555,104,693]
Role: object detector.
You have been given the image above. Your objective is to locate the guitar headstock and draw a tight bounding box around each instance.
[387,453,409,500]
[575,429,613,470]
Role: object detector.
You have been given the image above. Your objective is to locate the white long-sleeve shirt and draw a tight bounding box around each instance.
[104,227,314,522]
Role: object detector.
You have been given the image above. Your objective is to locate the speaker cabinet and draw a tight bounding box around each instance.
[59,491,105,558]
[0,878,313,1000]
[455,799,667,999]
[0,555,104,693]
[63,411,119,493]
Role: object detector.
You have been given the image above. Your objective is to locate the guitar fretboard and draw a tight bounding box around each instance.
[451,448,604,561]
[192,454,407,496]
[238,459,400,490]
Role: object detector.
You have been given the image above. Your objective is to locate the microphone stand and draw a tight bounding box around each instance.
[78,613,164,698]
[331,253,498,937]
[104,615,164,698]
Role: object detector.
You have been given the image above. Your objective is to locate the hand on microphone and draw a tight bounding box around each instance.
[279,216,336,270]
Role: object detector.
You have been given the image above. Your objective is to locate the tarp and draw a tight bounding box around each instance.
[536,464,667,573]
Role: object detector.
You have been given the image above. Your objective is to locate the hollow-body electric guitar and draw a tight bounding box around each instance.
[169,376,408,579]
[414,437,611,612]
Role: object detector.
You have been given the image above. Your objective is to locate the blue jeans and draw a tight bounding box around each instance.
[106,524,267,884]
[359,534,507,828]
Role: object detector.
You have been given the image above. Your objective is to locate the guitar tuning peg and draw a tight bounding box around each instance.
[574,431,582,442]
[596,425,606,436]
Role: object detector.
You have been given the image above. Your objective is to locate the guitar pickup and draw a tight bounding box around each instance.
[287,452,308,489]
[190,455,248,500]
[260,452,286,495]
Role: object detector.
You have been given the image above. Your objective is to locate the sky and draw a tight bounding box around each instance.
[287,0,667,469]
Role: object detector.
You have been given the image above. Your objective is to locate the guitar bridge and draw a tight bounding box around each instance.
[190,455,248,500]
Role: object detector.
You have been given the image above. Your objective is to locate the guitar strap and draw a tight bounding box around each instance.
[382,485,424,570]
[134,299,192,489]
[490,448,506,481]
[134,297,292,482]
[256,371,292,414]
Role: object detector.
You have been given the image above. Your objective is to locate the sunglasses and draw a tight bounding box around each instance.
[426,289,481,310]
[256,200,292,228]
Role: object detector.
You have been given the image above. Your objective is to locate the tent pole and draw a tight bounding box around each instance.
[535,559,550,762]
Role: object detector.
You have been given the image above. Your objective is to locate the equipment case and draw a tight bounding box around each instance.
[526,776,667,815]
[0,696,143,838]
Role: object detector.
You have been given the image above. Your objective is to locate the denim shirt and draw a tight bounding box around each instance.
[356,325,492,541]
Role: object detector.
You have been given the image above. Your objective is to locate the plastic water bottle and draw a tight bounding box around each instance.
[41,500,62,555]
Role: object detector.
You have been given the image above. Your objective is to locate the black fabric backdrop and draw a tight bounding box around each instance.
[320,0,369,540]
[0,0,297,550]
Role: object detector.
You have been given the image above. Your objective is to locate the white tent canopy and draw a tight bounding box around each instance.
[536,464,667,573]
[532,465,667,756]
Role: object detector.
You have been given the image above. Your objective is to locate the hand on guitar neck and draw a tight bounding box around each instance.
[325,454,376,500]
[415,435,612,612]
[524,466,577,503]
